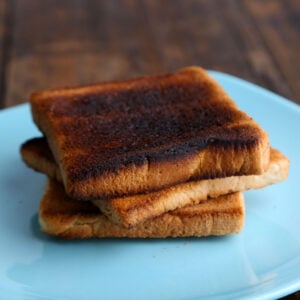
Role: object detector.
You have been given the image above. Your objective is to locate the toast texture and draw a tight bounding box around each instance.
[39,179,245,238]
[30,66,270,200]
[21,138,288,227]
[21,137,63,182]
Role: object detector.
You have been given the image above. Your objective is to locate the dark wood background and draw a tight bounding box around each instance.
[0,0,299,109]
[0,0,299,298]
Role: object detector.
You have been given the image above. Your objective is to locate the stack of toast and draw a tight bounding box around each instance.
[20,67,289,238]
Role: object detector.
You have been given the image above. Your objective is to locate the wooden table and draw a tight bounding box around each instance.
[0,0,299,108]
[0,0,299,298]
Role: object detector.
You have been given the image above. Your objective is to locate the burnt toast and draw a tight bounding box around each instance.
[39,179,245,238]
[21,138,288,228]
[30,67,270,200]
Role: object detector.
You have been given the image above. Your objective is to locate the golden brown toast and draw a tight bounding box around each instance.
[39,179,245,238]
[21,138,288,228]
[30,66,270,200]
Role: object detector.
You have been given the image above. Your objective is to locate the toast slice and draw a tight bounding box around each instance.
[21,138,288,227]
[30,66,270,200]
[39,179,245,238]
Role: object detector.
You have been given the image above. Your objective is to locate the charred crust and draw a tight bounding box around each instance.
[66,124,262,183]
[31,67,267,194]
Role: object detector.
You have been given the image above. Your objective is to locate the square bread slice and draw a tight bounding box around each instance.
[21,138,288,228]
[30,66,270,200]
[39,179,245,238]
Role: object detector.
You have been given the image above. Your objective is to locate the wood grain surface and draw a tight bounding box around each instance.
[0,1,299,298]
[0,0,299,109]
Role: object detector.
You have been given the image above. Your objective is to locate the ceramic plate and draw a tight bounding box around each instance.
[0,72,299,300]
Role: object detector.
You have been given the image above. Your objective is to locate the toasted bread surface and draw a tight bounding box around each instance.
[21,138,288,227]
[30,66,270,199]
[97,148,288,227]
[39,179,245,238]
[21,137,62,182]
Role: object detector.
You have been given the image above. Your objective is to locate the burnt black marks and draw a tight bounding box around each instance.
[48,80,213,118]
[59,101,241,155]
[67,124,260,183]
[40,71,260,182]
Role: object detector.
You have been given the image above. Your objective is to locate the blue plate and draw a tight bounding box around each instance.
[0,71,299,300]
